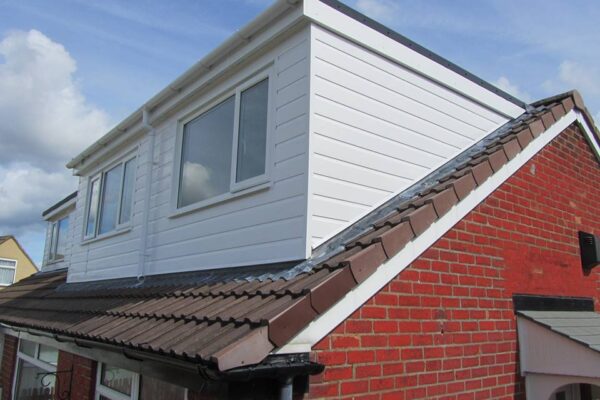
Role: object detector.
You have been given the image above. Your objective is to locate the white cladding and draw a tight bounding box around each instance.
[67,27,311,282]
[53,1,525,283]
[307,25,512,247]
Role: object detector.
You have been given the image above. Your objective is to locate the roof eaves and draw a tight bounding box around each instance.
[42,191,77,218]
[66,0,302,170]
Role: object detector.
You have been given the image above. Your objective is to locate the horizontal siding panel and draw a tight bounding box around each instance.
[312,174,391,206]
[309,26,510,247]
[312,153,410,193]
[313,31,506,126]
[149,194,306,246]
[145,237,305,275]
[312,114,444,168]
[314,76,472,149]
[313,133,428,180]
[312,195,369,223]
[313,95,456,158]
[151,216,306,262]
[313,55,485,139]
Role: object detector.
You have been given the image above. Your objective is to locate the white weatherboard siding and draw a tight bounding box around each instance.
[68,28,311,282]
[68,142,146,282]
[308,25,515,247]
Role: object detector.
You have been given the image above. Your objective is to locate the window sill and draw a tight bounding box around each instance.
[46,258,65,266]
[82,226,132,245]
[170,180,271,219]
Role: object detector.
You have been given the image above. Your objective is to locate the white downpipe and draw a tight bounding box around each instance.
[137,108,156,281]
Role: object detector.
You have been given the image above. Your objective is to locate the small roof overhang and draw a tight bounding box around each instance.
[517,310,600,399]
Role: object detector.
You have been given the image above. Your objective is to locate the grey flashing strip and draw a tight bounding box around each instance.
[319,0,529,110]
[42,191,77,217]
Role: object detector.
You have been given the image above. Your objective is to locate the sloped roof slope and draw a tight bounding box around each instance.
[0,91,595,373]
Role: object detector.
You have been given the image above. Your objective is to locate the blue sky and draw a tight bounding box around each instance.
[1,0,599,265]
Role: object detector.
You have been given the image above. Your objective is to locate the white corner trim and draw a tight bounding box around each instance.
[277,109,594,353]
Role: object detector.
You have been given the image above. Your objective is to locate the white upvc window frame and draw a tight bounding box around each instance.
[83,153,137,242]
[0,257,17,286]
[12,339,58,400]
[171,64,275,217]
[48,216,69,263]
[95,363,188,400]
[95,363,139,400]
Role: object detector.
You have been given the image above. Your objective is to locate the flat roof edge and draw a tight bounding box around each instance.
[318,0,528,110]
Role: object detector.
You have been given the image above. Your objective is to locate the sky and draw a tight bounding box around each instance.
[1,0,599,266]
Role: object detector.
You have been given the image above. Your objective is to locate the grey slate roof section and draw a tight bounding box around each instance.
[518,310,600,352]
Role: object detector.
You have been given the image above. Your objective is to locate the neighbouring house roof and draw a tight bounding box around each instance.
[517,310,600,352]
[0,91,597,374]
[0,236,38,271]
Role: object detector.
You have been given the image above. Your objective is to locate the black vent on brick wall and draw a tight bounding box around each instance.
[579,231,600,271]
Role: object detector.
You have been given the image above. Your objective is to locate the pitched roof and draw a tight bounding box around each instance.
[0,235,38,271]
[517,310,600,352]
[0,91,594,373]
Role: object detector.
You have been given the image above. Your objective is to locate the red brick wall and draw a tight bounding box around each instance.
[57,351,97,400]
[308,124,600,399]
[0,334,18,399]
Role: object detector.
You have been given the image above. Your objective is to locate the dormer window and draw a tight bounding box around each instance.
[85,156,136,240]
[176,72,272,210]
[49,216,69,262]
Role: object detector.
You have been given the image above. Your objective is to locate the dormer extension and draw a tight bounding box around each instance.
[41,192,76,271]
[64,0,526,283]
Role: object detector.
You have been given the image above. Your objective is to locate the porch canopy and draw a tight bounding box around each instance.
[517,310,600,399]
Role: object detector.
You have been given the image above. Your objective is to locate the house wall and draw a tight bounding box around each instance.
[68,26,311,282]
[307,24,514,248]
[308,124,600,399]
[0,239,37,283]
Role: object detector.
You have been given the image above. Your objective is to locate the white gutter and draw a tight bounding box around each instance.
[136,107,156,281]
[66,0,300,170]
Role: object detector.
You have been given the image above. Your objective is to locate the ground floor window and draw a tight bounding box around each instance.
[95,363,186,400]
[13,339,58,400]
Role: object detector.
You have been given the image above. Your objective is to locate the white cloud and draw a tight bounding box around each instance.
[0,30,109,246]
[0,163,76,231]
[354,0,400,25]
[493,76,532,103]
[0,29,110,169]
[557,61,600,95]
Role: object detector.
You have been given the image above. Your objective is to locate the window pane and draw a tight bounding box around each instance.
[236,78,268,182]
[49,222,58,260]
[54,217,69,261]
[19,339,36,357]
[119,159,136,225]
[140,375,186,400]
[99,164,124,235]
[86,178,101,237]
[178,96,235,207]
[101,364,134,395]
[15,359,55,400]
[0,259,16,267]
[0,267,15,285]
[38,344,58,365]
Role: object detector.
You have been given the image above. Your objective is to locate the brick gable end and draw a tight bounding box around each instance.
[309,123,600,399]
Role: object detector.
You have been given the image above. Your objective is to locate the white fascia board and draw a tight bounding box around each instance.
[278,110,595,353]
[302,0,524,119]
[43,199,77,222]
[67,0,303,171]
